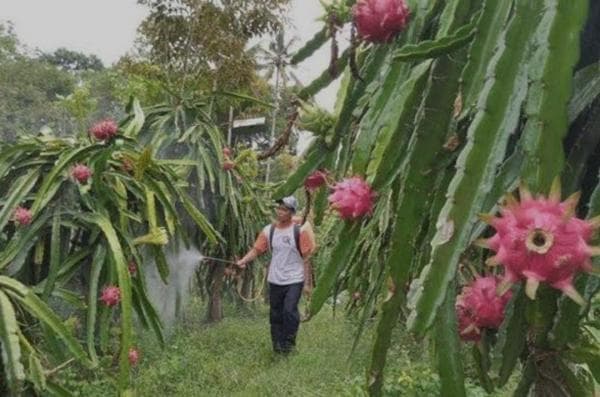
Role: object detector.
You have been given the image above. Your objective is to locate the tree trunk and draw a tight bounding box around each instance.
[205,262,225,322]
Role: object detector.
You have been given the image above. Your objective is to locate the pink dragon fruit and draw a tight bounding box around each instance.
[128,347,140,366]
[71,164,92,184]
[479,183,600,305]
[13,206,32,226]
[353,0,410,43]
[100,285,121,307]
[455,276,512,342]
[328,177,376,219]
[223,147,232,158]
[304,170,328,191]
[223,160,235,171]
[89,119,118,141]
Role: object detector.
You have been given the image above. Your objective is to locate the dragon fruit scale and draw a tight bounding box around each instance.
[456,276,512,342]
[478,181,600,305]
[328,176,376,220]
[100,285,121,307]
[353,0,410,44]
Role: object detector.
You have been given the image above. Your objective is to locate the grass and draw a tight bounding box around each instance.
[132,299,371,396]
[68,296,519,396]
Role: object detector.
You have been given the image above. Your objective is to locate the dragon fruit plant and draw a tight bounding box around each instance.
[275,0,597,394]
[0,105,221,395]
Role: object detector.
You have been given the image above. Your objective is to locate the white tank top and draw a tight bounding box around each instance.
[264,224,304,285]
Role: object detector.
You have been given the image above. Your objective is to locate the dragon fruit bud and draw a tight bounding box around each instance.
[90,119,118,141]
[478,181,600,305]
[14,206,32,226]
[71,164,92,184]
[121,158,134,174]
[128,260,137,276]
[223,160,235,171]
[100,285,121,307]
[304,170,328,191]
[128,347,140,366]
[353,0,410,43]
[328,177,376,220]
[455,276,512,342]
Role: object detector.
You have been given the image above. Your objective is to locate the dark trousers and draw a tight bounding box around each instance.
[269,282,303,352]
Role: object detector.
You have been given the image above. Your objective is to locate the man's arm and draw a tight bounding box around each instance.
[302,259,312,295]
[236,230,268,268]
[236,247,259,268]
[299,227,315,295]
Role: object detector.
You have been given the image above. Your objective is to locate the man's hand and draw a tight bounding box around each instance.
[303,284,312,297]
[235,257,246,269]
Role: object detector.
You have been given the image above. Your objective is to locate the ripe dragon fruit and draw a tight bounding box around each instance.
[223,160,235,171]
[328,177,376,219]
[455,276,512,342]
[90,119,118,141]
[304,169,328,191]
[478,182,600,305]
[71,164,92,184]
[100,285,121,307]
[14,206,32,226]
[353,0,410,43]
[128,348,140,366]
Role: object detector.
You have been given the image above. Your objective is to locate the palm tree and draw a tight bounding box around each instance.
[251,30,303,182]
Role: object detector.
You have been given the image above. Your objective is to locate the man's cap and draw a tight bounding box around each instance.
[275,196,298,213]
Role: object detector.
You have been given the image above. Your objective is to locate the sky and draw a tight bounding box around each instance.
[1,0,341,111]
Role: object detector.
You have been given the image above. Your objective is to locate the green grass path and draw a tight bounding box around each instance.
[133,304,370,396]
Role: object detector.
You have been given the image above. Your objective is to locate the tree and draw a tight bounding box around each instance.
[134,0,290,94]
[0,47,75,139]
[0,23,126,140]
[39,48,104,72]
[252,30,303,181]
[0,21,19,62]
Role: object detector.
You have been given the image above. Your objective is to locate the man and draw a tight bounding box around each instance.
[236,196,314,354]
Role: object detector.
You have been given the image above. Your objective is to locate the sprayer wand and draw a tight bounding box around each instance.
[199,256,237,265]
